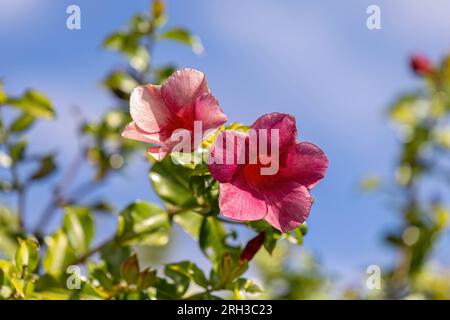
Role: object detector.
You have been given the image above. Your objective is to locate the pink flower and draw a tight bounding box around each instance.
[208,113,328,232]
[122,68,228,160]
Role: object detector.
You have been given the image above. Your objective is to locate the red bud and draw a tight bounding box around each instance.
[410,54,433,76]
[239,231,265,261]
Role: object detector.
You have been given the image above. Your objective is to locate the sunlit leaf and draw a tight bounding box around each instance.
[149,157,197,209]
[165,261,209,288]
[173,210,203,240]
[103,71,139,99]
[10,113,35,132]
[63,207,95,254]
[15,238,39,274]
[159,28,203,54]
[43,230,76,278]
[116,201,170,246]
[0,207,20,259]
[389,95,420,126]
[0,82,6,104]
[199,217,238,264]
[7,90,54,120]
[129,14,151,34]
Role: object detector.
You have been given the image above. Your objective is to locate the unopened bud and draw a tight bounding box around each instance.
[239,232,265,261]
[410,54,433,76]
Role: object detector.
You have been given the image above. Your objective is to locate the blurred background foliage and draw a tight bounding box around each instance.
[1,0,450,300]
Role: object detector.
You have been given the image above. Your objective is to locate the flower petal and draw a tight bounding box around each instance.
[130,84,170,133]
[251,112,298,153]
[264,181,311,232]
[161,68,208,114]
[122,121,164,144]
[147,146,168,161]
[280,142,328,189]
[219,175,267,221]
[195,93,228,130]
[208,131,247,183]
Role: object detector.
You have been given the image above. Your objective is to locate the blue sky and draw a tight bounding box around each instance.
[1,0,450,284]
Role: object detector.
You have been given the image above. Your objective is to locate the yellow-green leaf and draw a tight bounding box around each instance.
[7,90,54,120]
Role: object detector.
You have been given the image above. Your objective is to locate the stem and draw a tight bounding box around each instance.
[72,236,115,265]
[16,186,26,229]
[1,105,27,230]
[34,146,87,233]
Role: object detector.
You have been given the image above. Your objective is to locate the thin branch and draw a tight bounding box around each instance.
[11,164,25,229]
[33,140,88,233]
[72,236,115,265]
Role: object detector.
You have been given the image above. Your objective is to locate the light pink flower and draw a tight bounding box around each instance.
[122,68,228,160]
[208,113,328,232]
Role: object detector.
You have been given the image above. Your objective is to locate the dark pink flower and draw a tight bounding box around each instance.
[208,113,328,232]
[122,68,228,160]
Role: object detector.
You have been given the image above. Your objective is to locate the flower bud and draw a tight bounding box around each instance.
[410,54,433,76]
[239,232,265,261]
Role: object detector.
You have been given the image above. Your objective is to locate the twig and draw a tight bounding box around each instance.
[72,236,115,265]
[11,165,26,229]
[33,146,88,233]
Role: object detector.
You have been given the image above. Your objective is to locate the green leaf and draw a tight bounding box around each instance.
[0,260,15,284]
[43,230,76,278]
[100,244,131,279]
[116,201,170,246]
[129,14,151,34]
[389,95,420,126]
[120,254,140,285]
[0,82,6,104]
[7,90,54,120]
[155,278,181,299]
[102,32,149,72]
[229,278,262,299]
[136,268,157,291]
[165,261,209,288]
[186,292,223,300]
[199,217,228,263]
[163,265,192,297]
[173,210,203,240]
[15,238,39,274]
[154,65,176,84]
[158,28,203,54]
[149,157,197,209]
[102,32,138,52]
[30,154,56,180]
[0,207,20,259]
[8,140,27,163]
[63,207,95,254]
[32,288,101,300]
[211,253,248,290]
[263,228,280,254]
[103,71,139,99]
[10,113,35,132]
